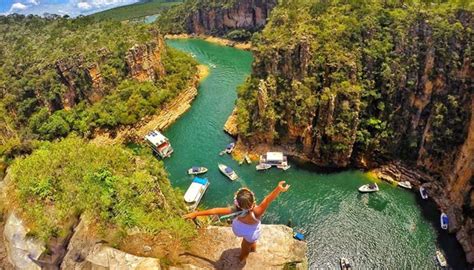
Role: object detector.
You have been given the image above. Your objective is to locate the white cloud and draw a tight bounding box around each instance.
[76,2,92,10]
[27,0,40,5]
[9,2,28,12]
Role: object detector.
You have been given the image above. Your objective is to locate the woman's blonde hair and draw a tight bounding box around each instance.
[234,188,255,210]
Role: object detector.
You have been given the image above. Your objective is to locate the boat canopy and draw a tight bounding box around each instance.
[265,152,284,162]
[144,130,168,147]
[184,177,208,203]
[225,167,233,174]
[442,215,449,223]
[192,166,199,172]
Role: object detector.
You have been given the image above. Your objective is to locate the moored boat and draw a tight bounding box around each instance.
[277,164,291,171]
[440,213,449,230]
[358,183,379,193]
[398,181,412,189]
[218,163,238,181]
[187,166,208,175]
[225,142,235,154]
[259,152,288,168]
[244,154,251,164]
[436,250,447,267]
[144,130,173,158]
[419,186,428,199]
[184,177,209,211]
[340,258,352,270]
[256,163,271,171]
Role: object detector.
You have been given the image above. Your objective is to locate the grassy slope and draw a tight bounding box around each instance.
[90,0,183,21]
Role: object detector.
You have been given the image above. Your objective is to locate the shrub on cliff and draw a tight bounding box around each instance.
[5,136,195,243]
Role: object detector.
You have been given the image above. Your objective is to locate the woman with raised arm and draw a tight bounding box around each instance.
[184,181,291,262]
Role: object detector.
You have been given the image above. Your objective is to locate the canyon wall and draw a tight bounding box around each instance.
[185,0,277,35]
[235,3,473,263]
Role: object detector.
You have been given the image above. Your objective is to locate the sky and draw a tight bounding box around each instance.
[0,0,140,17]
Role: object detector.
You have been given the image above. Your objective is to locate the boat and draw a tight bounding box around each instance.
[440,213,449,230]
[218,163,238,181]
[293,232,304,241]
[398,181,412,189]
[144,130,173,158]
[256,163,271,171]
[187,166,208,175]
[244,154,251,164]
[340,258,352,270]
[436,250,447,267]
[259,152,288,168]
[277,164,291,171]
[184,177,210,211]
[419,186,428,199]
[209,63,217,69]
[225,143,235,154]
[358,183,379,193]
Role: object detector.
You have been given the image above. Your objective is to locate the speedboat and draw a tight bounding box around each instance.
[440,213,449,230]
[419,186,428,199]
[256,163,271,171]
[218,163,238,181]
[436,250,447,267]
[144,130,173,158]
[184,177,209,211]
[398,181,412,189]
[187,166,208,175]
[340,258,352,270]
[277,164,291,171]
[358,183,379,193]
[225,143,235,154]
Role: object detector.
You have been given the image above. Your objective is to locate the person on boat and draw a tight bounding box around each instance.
[184,181,290,262]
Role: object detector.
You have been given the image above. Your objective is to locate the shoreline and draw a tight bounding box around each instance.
[165,33,252,51]
[91,65,208,146]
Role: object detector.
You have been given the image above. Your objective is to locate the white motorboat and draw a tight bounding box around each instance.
[184,177,209,211]
[340,258,352,270]
[187,166,208,175]
[358,183,379,193]
[440,213,449,230]
[277,164,291,171]
[260,152,288,167]
[218,163,238,181]
[225,142,235,154]
[436,250,447,267]
[256,163,271,171]
[244,154,251,164]
[419,186,428,199]
[398,181,412,189]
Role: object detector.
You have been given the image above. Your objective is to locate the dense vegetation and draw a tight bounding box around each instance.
[5,136,194,243]
[90,0,182,22]
[236,0,473,166]
[0,15,197,165]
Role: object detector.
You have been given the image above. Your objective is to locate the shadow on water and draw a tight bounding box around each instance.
[416,196,469,269]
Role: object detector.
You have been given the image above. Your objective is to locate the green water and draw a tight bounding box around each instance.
[163,39,450,269]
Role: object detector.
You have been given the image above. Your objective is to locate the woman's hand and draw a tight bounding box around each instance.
[277,181,290,192]
[183,212,197,219]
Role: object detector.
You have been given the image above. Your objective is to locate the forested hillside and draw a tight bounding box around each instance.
[0,15,197,169]
[233,0,473,262]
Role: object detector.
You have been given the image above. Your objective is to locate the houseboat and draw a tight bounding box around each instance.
[144,130,173,158]
[259,152,289,169]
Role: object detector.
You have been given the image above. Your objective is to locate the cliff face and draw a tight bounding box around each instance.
[46,35,166,111]
[185,0,277,35]
[235,3,473,263]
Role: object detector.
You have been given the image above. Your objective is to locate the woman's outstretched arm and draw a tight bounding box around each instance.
[254,181,290,217]
[184,207,233,219]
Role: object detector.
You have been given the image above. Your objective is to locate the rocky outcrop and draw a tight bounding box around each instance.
[125,36,166,82]
[180,225,307,269]
[223,108,239,136]
[185,0,277,36]
[85,244,162,269]
[3,213,44,270]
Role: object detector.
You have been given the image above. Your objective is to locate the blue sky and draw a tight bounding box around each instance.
[0,0,139,16]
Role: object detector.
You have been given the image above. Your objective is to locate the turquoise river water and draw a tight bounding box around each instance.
[164,39,466,269]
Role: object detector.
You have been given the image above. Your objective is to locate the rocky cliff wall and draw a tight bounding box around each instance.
[184,0,277,36]
[48,35,166,111]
